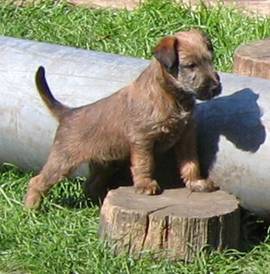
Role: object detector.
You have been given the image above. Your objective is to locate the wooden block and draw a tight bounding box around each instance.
[234,39,270,80]
[99,187,240,262]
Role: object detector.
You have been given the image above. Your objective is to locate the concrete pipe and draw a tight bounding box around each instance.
[0,36,269,217]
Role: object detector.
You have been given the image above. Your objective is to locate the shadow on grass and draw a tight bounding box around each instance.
[240,209,269,252]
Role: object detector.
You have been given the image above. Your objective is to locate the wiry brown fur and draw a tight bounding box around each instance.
[24,29,222,209]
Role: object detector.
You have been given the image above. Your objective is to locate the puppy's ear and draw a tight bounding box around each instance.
[154,36,178,70]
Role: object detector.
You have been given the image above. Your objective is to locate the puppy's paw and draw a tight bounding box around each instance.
[135,179,161,195]
[186,179,219,192]
[24,190,42,209]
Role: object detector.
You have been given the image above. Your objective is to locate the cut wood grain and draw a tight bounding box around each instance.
[234,39,270,80]
[99,187,240,262]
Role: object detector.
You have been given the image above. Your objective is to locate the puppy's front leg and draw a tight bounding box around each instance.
[130,143,160,195]
[175,121,218,192]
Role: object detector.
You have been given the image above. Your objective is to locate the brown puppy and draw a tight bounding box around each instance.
[24,29,221,209]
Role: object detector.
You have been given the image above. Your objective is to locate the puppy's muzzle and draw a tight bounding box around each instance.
[210,81,222,97]
[211,72,222,97]
[198,72,222,100]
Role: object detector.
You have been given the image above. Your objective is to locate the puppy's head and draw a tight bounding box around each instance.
[154,29,222,100]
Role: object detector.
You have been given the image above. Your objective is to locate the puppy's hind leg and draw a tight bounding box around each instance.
[24,148,79,209]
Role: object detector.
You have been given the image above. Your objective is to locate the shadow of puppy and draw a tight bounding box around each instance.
[196,88,266,178]
[88,89,265,204]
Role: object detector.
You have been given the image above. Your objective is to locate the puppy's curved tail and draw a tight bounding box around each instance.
[35,66,70,120]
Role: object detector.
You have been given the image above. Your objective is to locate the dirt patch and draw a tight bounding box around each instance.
[68,0,270,16]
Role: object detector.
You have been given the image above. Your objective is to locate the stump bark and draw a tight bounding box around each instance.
[99,187,240,262]
[233,39,270,80]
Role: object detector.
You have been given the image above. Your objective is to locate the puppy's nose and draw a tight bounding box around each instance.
[214,72,220,82]
[212,82,222,96]
[211,72,222,96]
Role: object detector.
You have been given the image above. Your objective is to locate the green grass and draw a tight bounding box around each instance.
[1,0,270,273]
[0,166,270,274]
[0,0,270,71]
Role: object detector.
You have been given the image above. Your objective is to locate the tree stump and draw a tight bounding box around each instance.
[99,187,240,262]
[233,39,270,80]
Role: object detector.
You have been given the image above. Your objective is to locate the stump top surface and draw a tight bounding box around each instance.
[105,187,239,218]
[235,39,270,61]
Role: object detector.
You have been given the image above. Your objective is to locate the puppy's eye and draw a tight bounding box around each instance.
[183,63,197,69]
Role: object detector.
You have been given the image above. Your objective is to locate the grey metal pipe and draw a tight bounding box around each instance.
[0,36,269,216]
